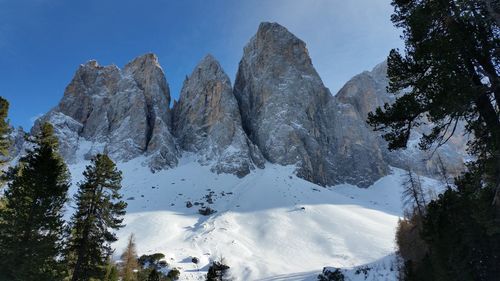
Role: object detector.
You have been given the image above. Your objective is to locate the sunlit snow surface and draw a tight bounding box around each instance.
[67,154,439,281]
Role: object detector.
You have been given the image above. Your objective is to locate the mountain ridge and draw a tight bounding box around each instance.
[18,21,466,188]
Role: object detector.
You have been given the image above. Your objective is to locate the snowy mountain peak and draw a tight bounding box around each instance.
[335,60,466,178]
[234,21,389,188]
[173,54,264,177]
[79,59,118,71]
[370,59,389,79]
[197,53,219,67]
[33,53,178,169]
[81,59,99,68]
[255,22,305,49]
[190,54,230,84]
[126,52,159,65]
[123,53,164,76]
[245,22,317,79]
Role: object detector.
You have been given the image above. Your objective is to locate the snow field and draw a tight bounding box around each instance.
[67,156,438,281]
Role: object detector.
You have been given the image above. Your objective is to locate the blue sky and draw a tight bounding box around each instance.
[0,0,402,129]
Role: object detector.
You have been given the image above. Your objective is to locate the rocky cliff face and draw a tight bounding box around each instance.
[335,62,393,120]
[173,55,264,177]
[336,61,466,177]
[35,54,178,170]
[26,22,465,188]
[233,22,388,187]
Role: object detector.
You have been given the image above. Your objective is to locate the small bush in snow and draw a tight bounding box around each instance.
[354,266,371,278]
[318,267,345,281]
[206,260,230,281]
[167,268,181,280]
[138,253,167,268]
[199,207,216,216]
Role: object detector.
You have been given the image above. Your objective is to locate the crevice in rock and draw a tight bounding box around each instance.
[144,101,155,152]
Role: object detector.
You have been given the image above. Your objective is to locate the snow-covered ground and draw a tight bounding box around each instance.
[66,155,439,281]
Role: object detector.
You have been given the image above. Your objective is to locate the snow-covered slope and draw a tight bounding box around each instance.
[320,255,398,281]
[66,148,439,281]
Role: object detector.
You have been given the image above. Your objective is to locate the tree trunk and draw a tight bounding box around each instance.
[470,61,500,209]
[72,185,100,281]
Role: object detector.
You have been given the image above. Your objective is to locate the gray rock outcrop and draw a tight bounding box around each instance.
[173,55,264,177]
[234,22,388,187]
[1,126,27,166]
[34,53,178,169]
[336,61,467,177]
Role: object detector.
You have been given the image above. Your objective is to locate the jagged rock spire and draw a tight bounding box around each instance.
[234,22,388,187]
[173,54,264,177]
[34,54,178,169]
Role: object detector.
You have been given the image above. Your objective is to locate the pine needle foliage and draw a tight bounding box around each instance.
[0,123,70,281]
[68,154,127,281]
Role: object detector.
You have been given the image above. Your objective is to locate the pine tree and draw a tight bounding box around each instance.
[147,269,161,281]
[401,169,426,218]
[0,96,10,210]
[368,1,500,279]
[366,0,500,207]
[103,258,120,281]
[0,96,10,164]
[121,234,139,281]
[68,154,127,281]
[0,122,70,281]
[481,0,500,25]
[166,268,180,280]
[435,153,452,188]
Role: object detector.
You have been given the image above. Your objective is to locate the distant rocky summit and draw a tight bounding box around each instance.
[234,22,388,187]
[173,55,264,177]
[23,22,465,187]
[33,54,178,170]
[335,61,466,177]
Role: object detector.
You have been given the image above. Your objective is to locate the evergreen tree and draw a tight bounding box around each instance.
[68,154,127,281]
[136,253,168,281]
[0,122,70,281]
[121,234,139,281]
[435,153,452,188]
[166,268,180,280]
[147,269,161,281]
[0,97,10,164]
[366,0,500,207]
[481,0,500,25]
[417,169,500,280]
[368,1,500,279]
[0,96,10,210]
[103,258,120,281]
[401,169,426,218]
